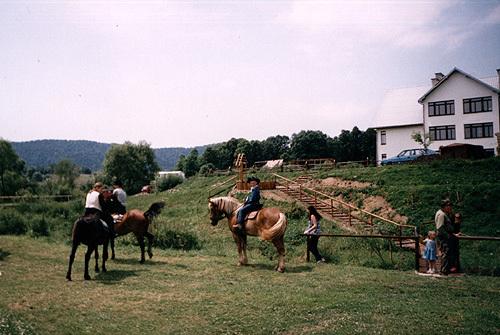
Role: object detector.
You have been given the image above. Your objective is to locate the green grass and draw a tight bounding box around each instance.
[1,236,499,335]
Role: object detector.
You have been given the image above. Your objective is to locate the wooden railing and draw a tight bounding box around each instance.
[272,173,418,240]
[207,175,238,198]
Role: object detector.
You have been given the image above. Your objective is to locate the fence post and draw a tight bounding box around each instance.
[414,227,420,272]
[306,235,310,262]
[399,226,403,248]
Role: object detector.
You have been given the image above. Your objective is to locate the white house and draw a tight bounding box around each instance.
[373,68,500,163]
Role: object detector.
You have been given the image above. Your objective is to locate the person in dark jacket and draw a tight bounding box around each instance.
[435,199,455,275]
[233,176,261,231]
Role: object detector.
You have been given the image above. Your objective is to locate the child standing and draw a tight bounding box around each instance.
[423,231,437,274]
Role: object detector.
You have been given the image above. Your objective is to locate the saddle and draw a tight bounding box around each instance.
[81,214,111,234]
[239,204,264,222]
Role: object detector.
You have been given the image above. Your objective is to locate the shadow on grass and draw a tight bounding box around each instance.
[95,269,146,283]
[0,248,11,261]
[110,257,169,266]
[246,263,313,273]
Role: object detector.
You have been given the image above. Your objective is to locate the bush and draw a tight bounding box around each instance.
[156,175,184,192]
[153,227,200,250]
[0,209,27,235]
[30,216,50,237]
[199,163,216,176]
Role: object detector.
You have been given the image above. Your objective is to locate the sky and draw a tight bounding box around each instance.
[1,0,499,148]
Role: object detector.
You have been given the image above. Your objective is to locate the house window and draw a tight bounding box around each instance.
[429,125,456,141]
[381,154,387,160]
[428,100,455,116]
[464,123,493,139]
[380,131,386,145]
[463,96,492,114]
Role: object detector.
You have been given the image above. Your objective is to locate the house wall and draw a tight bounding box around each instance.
[423,72,499,154]
[376,125,424,164]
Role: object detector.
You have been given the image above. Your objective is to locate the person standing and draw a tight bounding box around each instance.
[112,180,127,215]
[304,206,326,263]
[422,231,437,274]
[233,176,261,231]
[435,199,454,275]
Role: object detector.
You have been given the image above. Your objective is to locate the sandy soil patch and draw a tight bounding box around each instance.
[305,177,371,189]
[363,195,408,224]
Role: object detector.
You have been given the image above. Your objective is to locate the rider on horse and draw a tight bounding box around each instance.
[84,182,116,237]
[112,179,127,215]
[233,176,261,232]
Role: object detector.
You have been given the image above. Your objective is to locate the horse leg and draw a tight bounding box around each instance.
[84,245,94,280]
[145,232,154,259]
[94,246,100,273]
[272,236,286,273]
[241,233,248,265]
[232,233,246,266]
[102,240,109,273]
[136,233,146,263]
[66,241,79,281]
[110,236,115,260]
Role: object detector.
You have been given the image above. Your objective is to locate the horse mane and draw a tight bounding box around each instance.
[210,196,240,215]
[144,201,166,221]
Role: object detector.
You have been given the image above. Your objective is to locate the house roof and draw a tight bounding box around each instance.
[418,67,500,103]
[372,85,429,129]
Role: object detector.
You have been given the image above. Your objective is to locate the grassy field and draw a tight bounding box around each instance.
[1,159,500,334]
[1,236,499,335]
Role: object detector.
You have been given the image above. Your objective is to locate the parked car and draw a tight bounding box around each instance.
[381,148,438,165]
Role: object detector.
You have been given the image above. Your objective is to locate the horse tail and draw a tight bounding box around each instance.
[144,201,166,221]
[260,213,288,241]
[71,218,83,242]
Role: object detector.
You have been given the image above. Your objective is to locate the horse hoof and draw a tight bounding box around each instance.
[140,259,145,264]
[276,267,285,273]
[66,275,72,281]
[95,268,100,273]
[102,267,107,273]
[84,275,91,280]
[148,252,153,259]
[111,255,115,260]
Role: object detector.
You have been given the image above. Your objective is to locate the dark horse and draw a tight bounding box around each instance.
[108,200,165,263]
[66,213,112,281]
[66,200,165,281]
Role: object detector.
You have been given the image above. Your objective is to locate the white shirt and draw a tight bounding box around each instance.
[113,188,127,206]
[85,190,102,211]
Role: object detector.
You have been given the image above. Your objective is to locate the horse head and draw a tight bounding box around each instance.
[208,199,223,226]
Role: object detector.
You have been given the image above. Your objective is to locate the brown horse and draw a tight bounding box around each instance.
[208,196,288,272]
[110,201,165,263]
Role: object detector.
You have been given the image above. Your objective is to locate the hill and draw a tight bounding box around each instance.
[11,139,205,171]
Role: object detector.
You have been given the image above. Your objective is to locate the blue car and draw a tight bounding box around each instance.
[381,148,438,165]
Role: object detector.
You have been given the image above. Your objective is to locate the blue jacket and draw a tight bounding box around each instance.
[244,186,260,205]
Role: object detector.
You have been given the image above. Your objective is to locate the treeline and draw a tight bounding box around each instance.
[11,139,202,171]
[176,127,376,177]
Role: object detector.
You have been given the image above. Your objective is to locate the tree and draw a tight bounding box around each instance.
[103,141,160,194]
[0,139,27,195]
[289,131,334,159]
[52,159,79,188]
[183,149,200,177]
[261,135,290,160]
[412,131,432,149]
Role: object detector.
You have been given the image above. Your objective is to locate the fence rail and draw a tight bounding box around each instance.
[0,195,73,201]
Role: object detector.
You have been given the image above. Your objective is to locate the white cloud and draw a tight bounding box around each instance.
[276,0,488,49]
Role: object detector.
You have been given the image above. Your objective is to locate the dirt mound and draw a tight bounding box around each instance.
[363,195,408,224]
[305,177,370,189]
